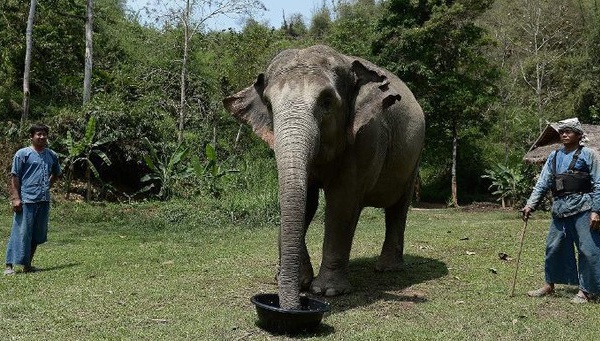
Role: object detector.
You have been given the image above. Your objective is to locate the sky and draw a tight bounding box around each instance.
[126,0,326,30]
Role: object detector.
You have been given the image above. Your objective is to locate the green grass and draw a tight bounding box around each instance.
[1,202,599,340]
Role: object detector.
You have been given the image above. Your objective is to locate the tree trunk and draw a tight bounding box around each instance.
[22,0,37,127]
[414,171,421,204]
[83,0,94,104]
[64,165,73,200]
[177,0,191,144]
[86,163,91,202]
[535,61,544,127]
[451,116,459,207]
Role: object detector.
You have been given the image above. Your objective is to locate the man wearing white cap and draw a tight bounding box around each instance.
[522,118,600,303]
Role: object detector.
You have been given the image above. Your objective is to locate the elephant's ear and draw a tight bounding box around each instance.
[223,74,274,148]
[349,60,402,143]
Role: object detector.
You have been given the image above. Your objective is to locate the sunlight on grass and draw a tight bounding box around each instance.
[1,203,599,340]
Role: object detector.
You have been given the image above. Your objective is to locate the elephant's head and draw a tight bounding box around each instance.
[223,45,402,309]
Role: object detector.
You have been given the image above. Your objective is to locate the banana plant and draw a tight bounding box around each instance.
[482,163,526,208]
[61,115,114,201]
[190,143,238,198]
[139,137,190,200]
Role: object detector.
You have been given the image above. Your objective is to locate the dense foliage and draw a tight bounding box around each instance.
[1,0,599,207]
[374,0,499,205]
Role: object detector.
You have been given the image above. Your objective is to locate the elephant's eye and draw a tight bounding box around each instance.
[263,96,273,112]
[320,96,332,110]
[317,90,339,114]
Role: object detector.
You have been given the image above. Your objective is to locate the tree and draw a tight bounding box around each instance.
[572,0,600,123]
[201,20,298,154]
[22,0,37,127]
[309,3,332,40]
[0,0,90,120]
[282,12,307,38]
[506,0,583,131]
[83,0,94,104]
[324,0,382,58]
[478,0,591,172]
[0,1,26,121]
[142,0,266,143]
[374,0,498,206]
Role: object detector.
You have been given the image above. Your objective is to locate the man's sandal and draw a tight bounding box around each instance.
[571,293,590,304]
[3,268,15,276]
[527,288,554,297]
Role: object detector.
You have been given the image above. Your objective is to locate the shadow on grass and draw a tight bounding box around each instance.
[324,254,448,313]
[253,322,335,338]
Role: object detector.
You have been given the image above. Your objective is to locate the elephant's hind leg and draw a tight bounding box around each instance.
[376,188,413,271]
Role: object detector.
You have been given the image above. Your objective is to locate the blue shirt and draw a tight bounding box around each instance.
[526,146,600,217]
[11,147,61,203]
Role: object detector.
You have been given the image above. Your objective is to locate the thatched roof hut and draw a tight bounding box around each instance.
[523,121,600,164]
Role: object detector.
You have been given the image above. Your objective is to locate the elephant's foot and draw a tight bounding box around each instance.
[375,254,404,272]
[300,261,314,291]
[311,269,352,296]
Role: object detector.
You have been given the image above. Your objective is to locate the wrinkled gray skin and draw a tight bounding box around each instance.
[223,45,425,310]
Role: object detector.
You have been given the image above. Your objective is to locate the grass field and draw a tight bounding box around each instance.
[1,201,599,340]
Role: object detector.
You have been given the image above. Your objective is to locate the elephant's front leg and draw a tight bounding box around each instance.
[311,187,362,296]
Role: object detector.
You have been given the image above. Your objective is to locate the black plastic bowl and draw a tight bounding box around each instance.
[251,293,330,334]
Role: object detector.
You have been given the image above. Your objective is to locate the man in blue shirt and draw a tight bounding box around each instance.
[4,124,61,275]
[522,118,600,303]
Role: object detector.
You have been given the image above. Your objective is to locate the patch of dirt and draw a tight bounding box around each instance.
[412,202,448,209]
[459,201,506,212]
[412,201,511,212]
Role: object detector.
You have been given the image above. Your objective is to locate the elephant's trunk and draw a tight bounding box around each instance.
[273,105,319,310]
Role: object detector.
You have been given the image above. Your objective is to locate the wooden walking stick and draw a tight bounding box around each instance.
[510,218,529,297]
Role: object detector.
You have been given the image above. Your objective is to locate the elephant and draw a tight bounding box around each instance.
[223,45,425,310]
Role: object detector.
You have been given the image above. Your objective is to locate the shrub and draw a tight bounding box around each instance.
[482,163,534,208]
